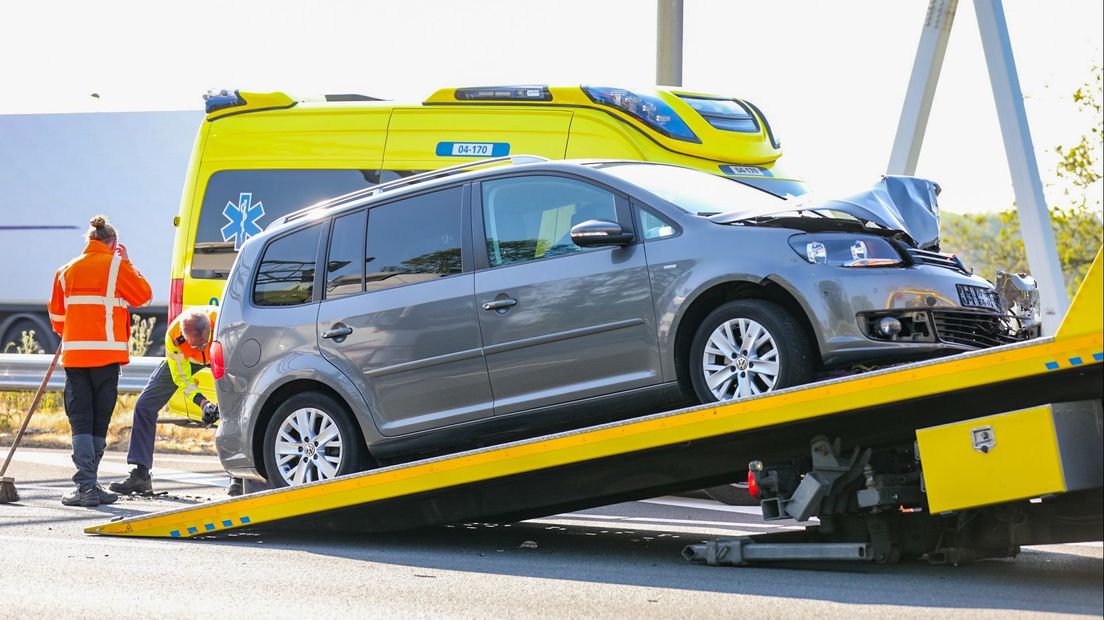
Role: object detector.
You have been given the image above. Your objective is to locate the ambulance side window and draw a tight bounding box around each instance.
[193,169,381,280]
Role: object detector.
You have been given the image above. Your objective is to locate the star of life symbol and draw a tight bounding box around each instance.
[221,192,266,250]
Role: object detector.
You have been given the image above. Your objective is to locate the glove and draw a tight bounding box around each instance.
[201,401,220,426]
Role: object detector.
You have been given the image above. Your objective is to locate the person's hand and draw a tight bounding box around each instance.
[115,242,129,260]
[201,401,220,426]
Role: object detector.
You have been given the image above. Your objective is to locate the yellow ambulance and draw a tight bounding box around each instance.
[168,84,805,418]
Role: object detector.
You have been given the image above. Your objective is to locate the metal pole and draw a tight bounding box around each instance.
[656,0,683,86]
[888,0,958,175]
[973,0,1070,332]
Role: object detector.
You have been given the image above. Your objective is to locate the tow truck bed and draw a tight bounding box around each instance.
[88,251,1103,540]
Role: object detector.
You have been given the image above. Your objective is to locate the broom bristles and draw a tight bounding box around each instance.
[0,476,19,504]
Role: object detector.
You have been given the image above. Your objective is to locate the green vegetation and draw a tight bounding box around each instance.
[2,330,45,354]
[942,67,1103,297]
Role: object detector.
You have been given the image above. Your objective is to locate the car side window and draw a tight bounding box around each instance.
[325,209,367,299]
[481,176,619,267]
[639,209,676,240]
[364,187,463,293]
[253,224,322,307]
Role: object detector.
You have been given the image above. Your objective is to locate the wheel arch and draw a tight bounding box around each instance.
[671,278,823,398]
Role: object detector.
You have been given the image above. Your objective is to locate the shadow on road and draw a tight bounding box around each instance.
[177,520,1104,617]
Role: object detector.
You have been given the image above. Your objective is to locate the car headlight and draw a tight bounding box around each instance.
[788,234,903,267]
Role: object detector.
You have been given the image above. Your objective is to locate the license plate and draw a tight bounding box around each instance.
[434,141,510,157]
[721,165,772,177]
[957,284,1001,311]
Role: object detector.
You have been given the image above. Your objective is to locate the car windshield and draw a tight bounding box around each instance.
[590,162,795,216]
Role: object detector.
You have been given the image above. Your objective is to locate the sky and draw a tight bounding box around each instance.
[1,0,1101,215]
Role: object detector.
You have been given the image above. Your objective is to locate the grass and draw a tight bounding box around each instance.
[0,320,214,455]
[0,391,216,456]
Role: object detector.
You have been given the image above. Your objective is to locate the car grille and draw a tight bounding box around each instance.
[931,310,1030,348]
[907,248,970,275]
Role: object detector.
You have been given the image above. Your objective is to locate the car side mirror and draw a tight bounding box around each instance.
[569,219,634,247]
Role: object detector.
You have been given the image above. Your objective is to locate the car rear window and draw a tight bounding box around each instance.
[192,169,382,279]
[253,224,322,307]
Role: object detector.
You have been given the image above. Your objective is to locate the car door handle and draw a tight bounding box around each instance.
[322,325,353,339]
[482,298,518,311]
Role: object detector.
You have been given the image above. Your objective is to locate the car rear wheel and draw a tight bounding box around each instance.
[262,391,367,488]
[689,299,814,404]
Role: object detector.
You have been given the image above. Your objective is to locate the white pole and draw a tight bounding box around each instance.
[888,0,958,175]
[973,0,1070,332]
[656,0,684,87]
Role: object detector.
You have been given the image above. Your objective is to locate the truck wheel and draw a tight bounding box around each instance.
[0,316,54,353]
[262,392,367,488]
[689,299,814,403]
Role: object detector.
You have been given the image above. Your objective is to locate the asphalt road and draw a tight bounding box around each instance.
[1,448,1101,619]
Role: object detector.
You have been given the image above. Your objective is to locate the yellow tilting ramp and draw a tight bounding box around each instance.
[89,250,1103,538]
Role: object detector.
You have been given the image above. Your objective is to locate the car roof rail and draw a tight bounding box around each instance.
[366,155,548,197]
[280,155,549,225]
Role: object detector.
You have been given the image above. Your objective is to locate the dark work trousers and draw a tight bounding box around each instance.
[63,364,120,487]
[127,360,206,470]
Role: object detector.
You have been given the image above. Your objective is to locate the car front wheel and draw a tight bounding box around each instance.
[689,299,814,404]
[262,391,367,488]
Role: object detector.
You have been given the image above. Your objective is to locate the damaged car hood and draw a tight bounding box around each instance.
[713,175,942,249]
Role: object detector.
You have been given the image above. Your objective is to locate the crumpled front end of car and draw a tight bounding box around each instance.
[725,175,1044,367]
[853,267,1042,351]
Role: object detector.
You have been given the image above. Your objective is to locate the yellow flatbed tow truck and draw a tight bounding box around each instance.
[89,250,1103,567]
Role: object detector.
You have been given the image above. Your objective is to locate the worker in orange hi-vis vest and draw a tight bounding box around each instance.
[48,215,152,507]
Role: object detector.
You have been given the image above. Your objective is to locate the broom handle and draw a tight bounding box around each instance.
[0,346,62,478]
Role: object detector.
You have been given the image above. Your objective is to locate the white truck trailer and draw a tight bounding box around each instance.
[0,110,202,354]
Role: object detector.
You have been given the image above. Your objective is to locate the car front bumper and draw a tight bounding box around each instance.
[773,264,1039,368]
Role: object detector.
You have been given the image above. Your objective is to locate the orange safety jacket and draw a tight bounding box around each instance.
[48,240,153,367]
[165,306,218,404]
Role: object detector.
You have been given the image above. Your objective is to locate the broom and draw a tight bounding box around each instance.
[0,346,62,503]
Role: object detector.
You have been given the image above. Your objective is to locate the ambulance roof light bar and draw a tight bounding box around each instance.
[454,86,552,101]
[203,89,245,114]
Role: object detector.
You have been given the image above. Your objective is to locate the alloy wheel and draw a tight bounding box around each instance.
[273,407,345,485]
[701,317,780,400]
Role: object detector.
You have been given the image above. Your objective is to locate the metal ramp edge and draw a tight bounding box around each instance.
[87,250,1103,539]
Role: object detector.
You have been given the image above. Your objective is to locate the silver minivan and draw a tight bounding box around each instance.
[212,158,1039,488]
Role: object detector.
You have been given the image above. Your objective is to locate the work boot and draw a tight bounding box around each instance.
[61,484,99,507]
[109,466,153,495]
[95,485,118,505]
[227,478,244,497]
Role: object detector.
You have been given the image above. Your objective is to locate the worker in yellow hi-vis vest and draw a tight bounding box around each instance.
[109,305,242,497]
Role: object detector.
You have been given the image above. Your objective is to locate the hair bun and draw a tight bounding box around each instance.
[89,215,107,229]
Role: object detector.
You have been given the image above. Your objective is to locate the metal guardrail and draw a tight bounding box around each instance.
[0,354,158,393]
